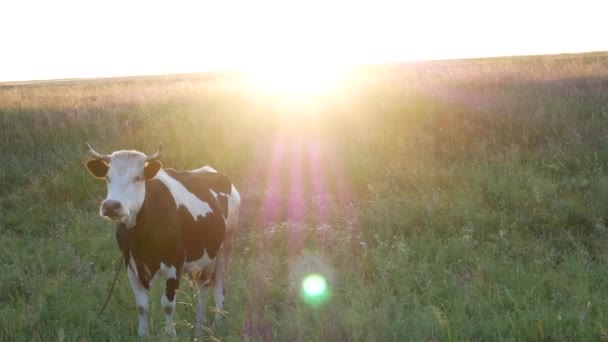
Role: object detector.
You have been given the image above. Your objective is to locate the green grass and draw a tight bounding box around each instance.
[2,52,608,340]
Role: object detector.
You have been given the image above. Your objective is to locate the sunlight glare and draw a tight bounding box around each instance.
[245,61,351,97]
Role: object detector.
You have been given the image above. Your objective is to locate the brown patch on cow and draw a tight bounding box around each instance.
[164,306,173,315]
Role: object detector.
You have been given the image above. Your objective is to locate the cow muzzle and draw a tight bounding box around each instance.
[100,199,127,220]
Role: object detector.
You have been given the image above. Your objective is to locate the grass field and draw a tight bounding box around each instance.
[2,52,608,341]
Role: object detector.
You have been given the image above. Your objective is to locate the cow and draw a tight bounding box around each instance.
[84,143,240,337]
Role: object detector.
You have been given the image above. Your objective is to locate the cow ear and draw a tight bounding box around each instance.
[86,159,109,179]
[144,160,162,179]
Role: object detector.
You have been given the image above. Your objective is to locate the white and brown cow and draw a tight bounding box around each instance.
[85,143,240,337]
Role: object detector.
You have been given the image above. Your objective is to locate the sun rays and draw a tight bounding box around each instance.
[238,127,351,330]
[256,129,350,228]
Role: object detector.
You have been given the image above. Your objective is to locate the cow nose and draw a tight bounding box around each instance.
[101,200,123,218]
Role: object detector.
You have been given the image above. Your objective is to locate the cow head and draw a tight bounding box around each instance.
[85,143,162,227]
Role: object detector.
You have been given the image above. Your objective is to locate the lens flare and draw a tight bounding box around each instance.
[301,273,330,307]
[243,59,351,98]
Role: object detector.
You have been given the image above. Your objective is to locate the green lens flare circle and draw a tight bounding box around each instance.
[303,274,327,296]
[301,273,330,307]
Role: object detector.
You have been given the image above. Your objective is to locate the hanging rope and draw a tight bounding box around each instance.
[98,255,124,316]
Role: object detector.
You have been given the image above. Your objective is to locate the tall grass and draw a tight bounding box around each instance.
[2,52,608,340]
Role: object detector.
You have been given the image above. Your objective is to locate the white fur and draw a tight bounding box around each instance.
[192,165,218,173]
[160,263,177,279]
[155,170,214,220]
[161,293,177,337]
[226,185,241,233]
[184,251,214,274]
[192,166,241,234]
[102,151,148,228]
[127,262,149,336]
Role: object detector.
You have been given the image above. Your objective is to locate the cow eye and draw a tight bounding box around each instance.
[133,176,143,182]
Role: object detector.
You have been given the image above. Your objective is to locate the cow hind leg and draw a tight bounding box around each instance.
[212,253,227,326]
[223,231,235,278]
[195,286,208,337]
[127,267,149,336]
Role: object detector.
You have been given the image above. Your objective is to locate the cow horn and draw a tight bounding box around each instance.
[86,142,111,161]
[145,144,163,161]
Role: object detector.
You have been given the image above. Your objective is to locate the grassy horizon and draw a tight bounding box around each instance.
[2,52,608,340]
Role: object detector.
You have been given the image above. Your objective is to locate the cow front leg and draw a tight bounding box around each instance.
[127,266,149,336]
[162,265,180,337]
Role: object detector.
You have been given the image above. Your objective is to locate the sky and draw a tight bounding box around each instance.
[1,0,607,82]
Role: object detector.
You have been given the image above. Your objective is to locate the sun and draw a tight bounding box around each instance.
[244,60,351,97]
[238,5,355,99]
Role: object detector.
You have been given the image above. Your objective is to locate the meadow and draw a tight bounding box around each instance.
[2,52,608,341]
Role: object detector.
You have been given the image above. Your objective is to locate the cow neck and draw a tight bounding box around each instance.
[115,219,146,271]
[118,199,148,267]
[128,198,147,238]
